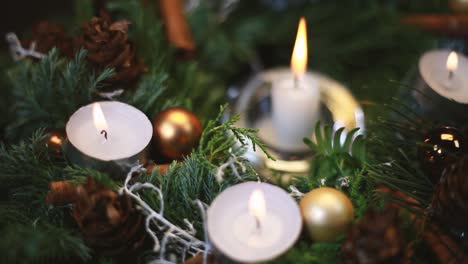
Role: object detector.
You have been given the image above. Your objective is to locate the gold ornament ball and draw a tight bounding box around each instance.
[449,0,468,13]
[152,107,202,160]
[299,187,354,242]
[43,129,66,155]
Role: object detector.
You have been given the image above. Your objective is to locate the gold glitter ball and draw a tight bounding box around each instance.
[299,187,354,242]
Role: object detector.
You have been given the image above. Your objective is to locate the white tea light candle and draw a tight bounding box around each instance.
[66,101,152,174]
[207,182,302,263]
[419,50,468,103]
[271,17,320,152]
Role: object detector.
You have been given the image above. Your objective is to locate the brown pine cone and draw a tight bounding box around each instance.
[431,154,468,233]
[342,208,413,264]
[22,21,73,57]
[78,17,146,89]
[46,178,147,256]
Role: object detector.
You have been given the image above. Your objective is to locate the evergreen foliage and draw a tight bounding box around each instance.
[5,49,114,141]
[0,131,91,262]
[0,0,461,263]
[137,105,260,233]
[295,123,369,216]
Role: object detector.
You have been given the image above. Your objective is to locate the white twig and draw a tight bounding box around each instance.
[193,200,211,264]
[121,165,209,262]
[215,148,246,183]
[5,33,45,61]
[98,89,124,100]
[320,178,326,186]
[160,226,175,259]
[218,0,240,22]
[337,176,350,188]
[289,185,305,199]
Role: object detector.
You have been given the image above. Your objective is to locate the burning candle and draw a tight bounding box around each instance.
[270,17,320,152]
[65,101,152,176]
[93,103,109,142]
[207,182,302,263]
[249,189,266,231]
[419,49,468,103]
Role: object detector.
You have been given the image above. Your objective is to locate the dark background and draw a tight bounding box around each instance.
[0,1,72,49]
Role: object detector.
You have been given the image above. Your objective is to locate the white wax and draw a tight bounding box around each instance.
[271,74,320,152]
[419,50,468,103]
[66,101,153,161]
[207,182,302,263]
[233,212,282,248]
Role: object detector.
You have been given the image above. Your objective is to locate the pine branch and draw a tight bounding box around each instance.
[366,101,436,208]
[123,70,170,118]
[63,166,119,190]
[5,49,113,141]
[199,104,273,160]
[0,130,73,224]
[0,223,90,263]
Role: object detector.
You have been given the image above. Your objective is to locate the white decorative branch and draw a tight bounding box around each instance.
[98,89,125,100]
[121,165,210,263]
[5,33,45,61]
[289,185,305,199]
[194,199,211,264]
[215,148,246,183]
[337,176,350,188]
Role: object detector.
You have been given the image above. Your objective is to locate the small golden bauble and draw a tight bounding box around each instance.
[449,0,468,13]
[43,129,66,155]
[145,163,171,175]
[299,187,354,242]
[152,107,202,160]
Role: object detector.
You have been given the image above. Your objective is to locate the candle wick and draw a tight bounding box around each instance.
[100,130,108,140]
[294,75,300,89]
[254,216,261,234]
[448,70,454,81]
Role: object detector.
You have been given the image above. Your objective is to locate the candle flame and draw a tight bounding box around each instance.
[50,135,62,145]
[248,189,266,222]
[447,51,458,72]
[92,103,108,134]
[291,17,308,79]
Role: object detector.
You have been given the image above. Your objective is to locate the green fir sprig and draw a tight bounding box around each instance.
[134,105,262,234]
[0,0,456,263]
[5,49,113,141]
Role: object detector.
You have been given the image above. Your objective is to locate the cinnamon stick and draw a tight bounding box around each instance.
[402,14,468,37]
[158,0,196,57]
[46,181,80,205]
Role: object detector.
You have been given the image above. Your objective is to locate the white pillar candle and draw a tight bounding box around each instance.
[66,101,152,166]
[271,75,320,151]
[419,49,468,103]
[207,182,302,263]
[271,17,320,152]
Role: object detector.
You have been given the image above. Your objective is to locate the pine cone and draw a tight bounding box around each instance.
[47,178,147,256]
[79,17,146,89]
[431,154,468,233]
[341,208,412,264]
[22,21,73,56]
